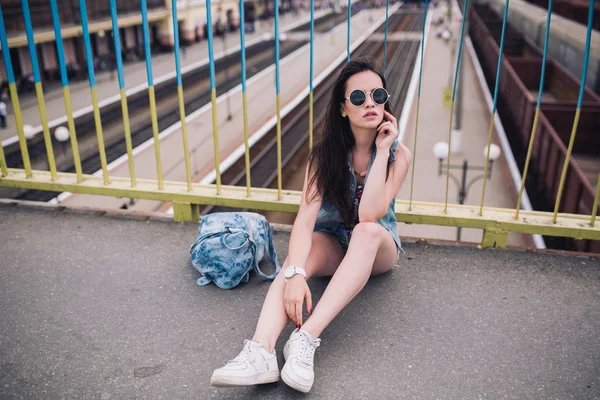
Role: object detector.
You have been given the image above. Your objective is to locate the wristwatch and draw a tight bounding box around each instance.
[284,266,307,281]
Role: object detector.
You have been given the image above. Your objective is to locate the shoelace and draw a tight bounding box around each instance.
[297,332,321,367]
[229,339,254,365]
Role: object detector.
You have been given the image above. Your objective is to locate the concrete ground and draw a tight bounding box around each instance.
[1,202,599,399]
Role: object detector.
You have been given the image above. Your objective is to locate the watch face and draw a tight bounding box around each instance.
[284,267,294,278]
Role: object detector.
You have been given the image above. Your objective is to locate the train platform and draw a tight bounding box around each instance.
[397,4,532,247]
[0,8,323,144]
[57,6,396,212]
[50,3,537,249]
[1,201,599,398]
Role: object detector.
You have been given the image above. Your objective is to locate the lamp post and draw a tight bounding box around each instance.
[433,141,502,241]
[54,126,70,162]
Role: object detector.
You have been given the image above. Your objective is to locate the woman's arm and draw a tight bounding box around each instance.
[284,163,322,327]
[359,111,412,222]
[359,144,411,222]
[287,163,322,269]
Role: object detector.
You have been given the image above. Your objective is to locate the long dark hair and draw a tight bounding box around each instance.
[307,56,392,225]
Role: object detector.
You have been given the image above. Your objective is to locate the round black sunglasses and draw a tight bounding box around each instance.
[345,87,390,107]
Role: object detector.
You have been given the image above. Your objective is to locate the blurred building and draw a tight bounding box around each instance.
[0,0,241,90]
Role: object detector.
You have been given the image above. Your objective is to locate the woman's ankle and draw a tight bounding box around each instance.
[299,322,321,339]
[251,335,275,353]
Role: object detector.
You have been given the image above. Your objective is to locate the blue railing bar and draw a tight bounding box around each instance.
[205,0,217,89]
[491,0,510,113]
[110,0,126,90]
[239,0,248,91]
[21,0,41,83]
[275,0,281,94]
[576,0,594,107]
[383,0,389,73]
[0,7,16,84]
[50,0,69,87]
[535,0,553,109]
[418,0,429,98]
[171,0,183,87]
[310,0,315,92]
[451,0,469,102]
[79,0,96,87]
[141,0,155,86]
[347,0,351,63]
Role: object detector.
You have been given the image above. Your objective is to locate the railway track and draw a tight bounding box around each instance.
[9,6,372,203]
[203,10,423,216]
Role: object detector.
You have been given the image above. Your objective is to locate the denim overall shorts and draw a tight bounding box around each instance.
[313,138,403,254]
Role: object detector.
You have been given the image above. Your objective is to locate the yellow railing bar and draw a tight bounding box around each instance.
[79,0,110,185]
[109,0,136,187]
[444,106,454,214]
[309,91,314,150]
[409,0,429,211]
[141,0,164,190]
[120,89,137,187]
[50,0,83,183]
[62,87,83,183]
[553,0,594,223]
[514,0,553,219]
[34,82,58,181]
[21,0,58,181]
[205,0,222,195]
[1,169,599,243]
[239,0,252,197]
[591,173,600,227]
[170,0,192,192]
[243,92,252,197]
[408,98,420,211]
[478,114,495,216]
[514,108,540,219]
[90,87,110,184]
[552,108,580,223]
[0,141,5,176]
[276,94,283,200]
[177,86,192,192]
[147,86,165,190]
[8,84,32,177]
[210,89,222,194]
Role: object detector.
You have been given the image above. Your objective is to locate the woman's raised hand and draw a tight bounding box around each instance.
[375,110,399,151]
[283,275,313,328]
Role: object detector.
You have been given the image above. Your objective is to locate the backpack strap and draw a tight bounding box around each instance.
[191,228,249,286]
[253,220,280,280]
[196,276,211,286]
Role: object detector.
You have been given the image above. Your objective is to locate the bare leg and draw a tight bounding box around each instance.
[252,232,344,352]
[301,222,398,338]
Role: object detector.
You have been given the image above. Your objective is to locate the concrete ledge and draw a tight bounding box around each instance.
[1,203,600,398]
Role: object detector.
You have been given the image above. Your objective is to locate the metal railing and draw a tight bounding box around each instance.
[0,0,598,250]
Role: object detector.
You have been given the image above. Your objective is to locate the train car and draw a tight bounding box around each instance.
[500,57,600,145]
[533,105,600,253]
[469,4,600,253]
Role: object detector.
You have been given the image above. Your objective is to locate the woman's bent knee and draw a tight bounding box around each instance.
[351,222,387,247]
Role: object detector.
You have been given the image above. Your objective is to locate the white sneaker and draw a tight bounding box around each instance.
[210,340,280,387]
[281,329,321,393]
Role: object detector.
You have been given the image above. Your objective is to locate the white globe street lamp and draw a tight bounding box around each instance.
[23,125,35,140]
[484,143,501,161]
[433,141,449,160]
[432,141,503,241]
[54,126,70,142]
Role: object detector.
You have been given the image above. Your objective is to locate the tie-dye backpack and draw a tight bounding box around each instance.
[190,212,281,289]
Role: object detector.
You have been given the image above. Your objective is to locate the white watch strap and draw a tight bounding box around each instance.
[286,266,307,280]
